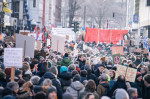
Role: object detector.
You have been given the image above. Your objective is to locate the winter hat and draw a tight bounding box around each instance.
[115,89,129,99]
[5,68,11,76]
[60,66,68,74]
[47,87,57,96]
[84,64,91,71]
[136,72,142,79]
[0,71,6,79]
[33,86,43,94]
[63,93,74,99]
[73,74,81,82]
[15,70,21,76]
[64,53,69,57]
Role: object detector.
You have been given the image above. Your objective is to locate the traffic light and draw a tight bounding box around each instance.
[71,22,79,33]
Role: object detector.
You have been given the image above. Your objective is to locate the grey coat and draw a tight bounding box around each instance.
[65,81,85,99]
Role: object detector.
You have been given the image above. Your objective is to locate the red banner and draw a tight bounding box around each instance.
[85,28,128,44]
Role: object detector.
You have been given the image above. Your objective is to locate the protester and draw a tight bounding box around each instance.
[143,74,150,99]
[127,88,138,99]
[97,73,109,98]
[59,66,72,92]
[2,35,150,99]
[79,80,99,99]
[65,74,84,99]
[47,87,57,99]
[61,53,72,66]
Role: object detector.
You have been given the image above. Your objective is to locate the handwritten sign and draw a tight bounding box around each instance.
[116,65,127,78]
[126,67,137,82]
[112,46,124,55]
[4,48,23,68]
[116,65,137,82]
[112,54,121,64]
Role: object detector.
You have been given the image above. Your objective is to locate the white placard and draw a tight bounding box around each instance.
[4,48,23,68]
[16,34,35,58]
[51,35,65,53]
[47,39,50,46]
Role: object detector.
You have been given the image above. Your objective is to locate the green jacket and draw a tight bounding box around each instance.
[61,57,72,66]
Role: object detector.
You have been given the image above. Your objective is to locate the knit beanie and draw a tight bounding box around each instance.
[136,72,142,79]
[73,74,81,82]
[60,66,68,74]
[47,87,57,97]
[0,71,6,79]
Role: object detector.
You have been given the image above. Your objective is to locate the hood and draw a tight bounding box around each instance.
[101,83,109,89]
[43,72,56,79]
[71,81,84,91]
[62,58,71,63]
[60,72,72,80]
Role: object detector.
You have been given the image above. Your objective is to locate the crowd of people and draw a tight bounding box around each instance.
[0,40,150,99]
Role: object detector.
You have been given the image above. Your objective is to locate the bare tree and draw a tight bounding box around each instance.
[68,0,80,27]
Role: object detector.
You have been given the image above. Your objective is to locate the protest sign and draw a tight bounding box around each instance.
[16,34,35,58]
[51,35,65,53]
[116,65,127,77]
[19,30,30,35]
[112,46,124,55]
[35,40,42,50]
[112,54,121,64]
[4,48,23,68]
[125,67,137,82]
[116,65,137,82]
[47,39,50,46]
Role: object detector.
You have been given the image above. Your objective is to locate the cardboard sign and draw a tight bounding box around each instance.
[4,48,23,68]
[16,34,35,58]
[112,46,124,55]
[126,67,137,82]
[35,40,42,50]
[51,35,65,53]
[116,65,127,77]
[116,65,137,82]
[112,54,121,64]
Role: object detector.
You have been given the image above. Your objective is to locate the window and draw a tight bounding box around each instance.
[33,0,36,8]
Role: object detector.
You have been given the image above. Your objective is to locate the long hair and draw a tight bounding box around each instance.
[85,80,96,92]
[20,81,33,92]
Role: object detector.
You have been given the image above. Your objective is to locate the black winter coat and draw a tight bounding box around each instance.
[130,80,142,98]
[87,70,98,85]
[77,60,86,70]
[144,87,150,99]
[39,72,63,99]
[59,72,72,92]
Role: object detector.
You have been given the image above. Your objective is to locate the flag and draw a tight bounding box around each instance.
[34,25,37,33]
[143,37,149,52]
[36,27,40,40]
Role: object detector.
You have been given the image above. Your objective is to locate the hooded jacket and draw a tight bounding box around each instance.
[97,83,109,98]
[39,72,63,99]
[59,71,72,92]
[61,57,72,66]
[66,81,84,99]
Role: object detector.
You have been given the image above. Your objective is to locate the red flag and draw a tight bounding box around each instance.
[34,25,37,33]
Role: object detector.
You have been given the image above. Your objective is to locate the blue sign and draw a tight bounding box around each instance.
[133,14,139,23]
